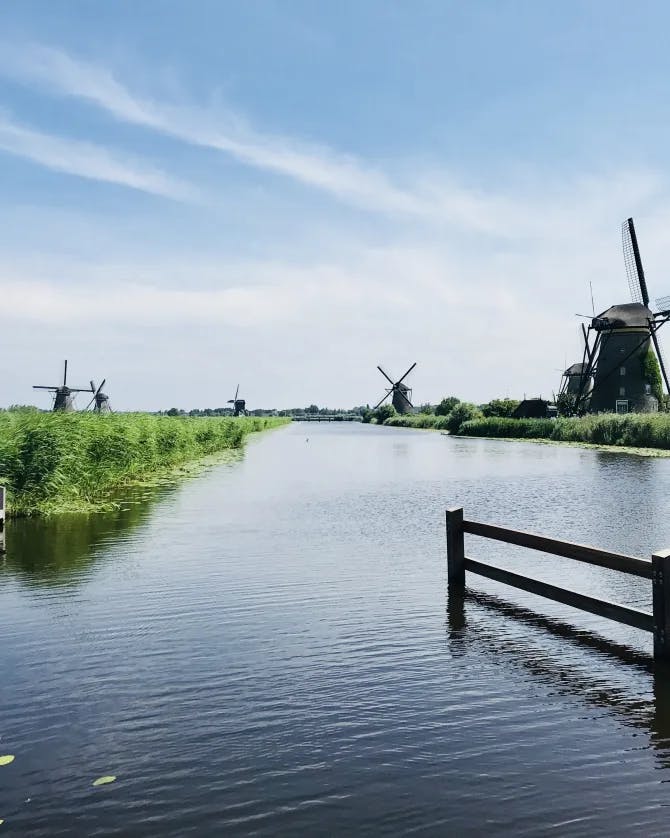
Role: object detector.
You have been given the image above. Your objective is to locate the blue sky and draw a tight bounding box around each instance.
[2,1,670,410]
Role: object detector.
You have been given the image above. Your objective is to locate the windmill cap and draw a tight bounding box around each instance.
[564,362,588,376]
[593,302,652,330]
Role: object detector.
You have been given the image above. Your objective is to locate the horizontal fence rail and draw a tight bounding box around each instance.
[446,507,670,661]
[463,520,652,579]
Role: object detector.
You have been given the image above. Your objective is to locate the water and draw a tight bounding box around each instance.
[2,422,670,835]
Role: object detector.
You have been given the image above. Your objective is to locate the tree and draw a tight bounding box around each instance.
[306,404,319,414]
[374,403,396,424]
[481,398,520,418]
[166,407,180,417]
[435,396,460,416]
[444,402,482,433]
[418,403,434,414]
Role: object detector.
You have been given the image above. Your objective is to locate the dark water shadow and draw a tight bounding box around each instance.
[0,484,176,589]
[446,589,670,767]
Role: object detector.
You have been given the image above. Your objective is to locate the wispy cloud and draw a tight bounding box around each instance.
[0,44,664,237]
[0,110,195,200]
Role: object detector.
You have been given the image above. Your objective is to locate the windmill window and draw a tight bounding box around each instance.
[619,386,626,396]
[620,366,626,376]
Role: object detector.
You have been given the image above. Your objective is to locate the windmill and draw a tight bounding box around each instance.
[228,385,247,417]
[573,218,670,414]
[85,379,112,413]
[374,363,416,415]
[33,360,92,412]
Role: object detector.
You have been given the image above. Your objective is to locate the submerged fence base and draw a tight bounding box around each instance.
[446,507,670,662]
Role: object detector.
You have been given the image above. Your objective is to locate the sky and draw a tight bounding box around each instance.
[2,1,670,411]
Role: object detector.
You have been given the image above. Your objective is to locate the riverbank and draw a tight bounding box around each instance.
[383,411,670,455]
[458,414,670,450]
[0,412,289,516]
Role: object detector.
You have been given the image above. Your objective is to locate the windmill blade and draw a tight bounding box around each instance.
[96,379,106,397]
[651,329,670,395]
[373,391,391,409]
[63,360,68,387]
[396,362,417,386]
[234,384,239,402]
[656,295,670,314]
[622,218,650,307]
[84,395,97,410]
[377,366,395,386]
[396,387,414,408]
[90,380,96,393]
[33,385,57,390]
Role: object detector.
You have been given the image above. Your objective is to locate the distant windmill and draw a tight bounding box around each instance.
[374,363,416,415]
[85,379,112,413]
[228,385,247,417]
[33,360,91,412]
[573,218,670,414]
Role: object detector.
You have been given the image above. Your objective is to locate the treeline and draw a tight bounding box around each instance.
[163,405,369,418]
[366,397,520,434]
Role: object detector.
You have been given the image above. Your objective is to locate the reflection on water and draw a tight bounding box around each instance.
[3,502,151,587]
[3,423,670,835]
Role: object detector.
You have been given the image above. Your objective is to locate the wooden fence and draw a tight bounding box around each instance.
[446,507,670,661]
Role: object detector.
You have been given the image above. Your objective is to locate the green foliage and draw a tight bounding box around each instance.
[555,391,578,417]
[361,408,373,424]
[481,398,520,418]
[458,412,670,449]
[435,396,460,416]
[374,403,397,424]
[642,350,663,404]
[444,402,483,433]
[418,403,434,414]
[384,413,439,428]
[0,413,288,517]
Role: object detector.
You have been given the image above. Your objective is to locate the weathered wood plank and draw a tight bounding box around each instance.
[463,519,651,579]
[653,549,670,661]
[464,557,653,632]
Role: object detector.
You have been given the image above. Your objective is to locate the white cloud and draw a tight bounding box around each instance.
[0,111,195,199]
[0,43,668,410]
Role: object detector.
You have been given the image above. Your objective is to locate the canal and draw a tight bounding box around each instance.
[2,421,670,835]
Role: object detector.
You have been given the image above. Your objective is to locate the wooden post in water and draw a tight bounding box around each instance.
[653,549,670,662]
[0,486,5,554]
[446,507,465,589]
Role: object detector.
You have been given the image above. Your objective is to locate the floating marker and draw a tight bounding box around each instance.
[92,775,116,787]
[0,756,14,767]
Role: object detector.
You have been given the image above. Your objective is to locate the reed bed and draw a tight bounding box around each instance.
[0,412,288,516]
[459,413,670,449]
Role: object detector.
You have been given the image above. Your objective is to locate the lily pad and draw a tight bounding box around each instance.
[92,775,116,787]
[0,756,14,767]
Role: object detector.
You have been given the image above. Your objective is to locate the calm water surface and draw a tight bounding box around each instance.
[2,422,670,835]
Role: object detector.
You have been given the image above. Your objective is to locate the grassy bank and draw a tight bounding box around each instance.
[384,414,448,430]
[0,412,288,516]
[458,413,670,449]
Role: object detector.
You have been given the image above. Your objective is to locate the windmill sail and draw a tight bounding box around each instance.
[622,218,650,307]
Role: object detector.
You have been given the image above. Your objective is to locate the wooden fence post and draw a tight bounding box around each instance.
[652,549,670,662]
[446,507,465,589]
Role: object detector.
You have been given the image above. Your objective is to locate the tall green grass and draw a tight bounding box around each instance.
[384,414,449,429]
[459,413,670,449]
[0,413,288,516]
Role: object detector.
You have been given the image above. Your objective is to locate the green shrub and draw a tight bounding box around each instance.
[481,398,520,418]
[435,396,460,416]
[445,402,483,434]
